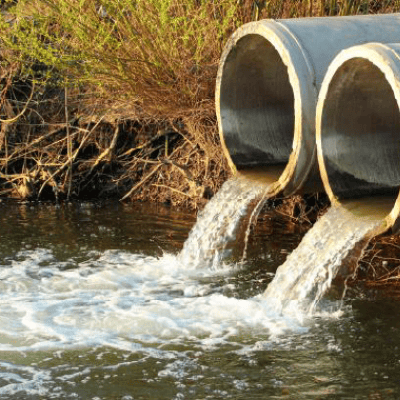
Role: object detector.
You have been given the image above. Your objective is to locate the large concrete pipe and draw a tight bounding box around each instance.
[316,42,400,231]
[216,14,400,196]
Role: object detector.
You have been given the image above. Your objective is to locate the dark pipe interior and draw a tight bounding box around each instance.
[321,57,400,202]
[219,34,295,171]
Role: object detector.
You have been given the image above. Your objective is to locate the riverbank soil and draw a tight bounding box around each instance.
[347,234,400,298]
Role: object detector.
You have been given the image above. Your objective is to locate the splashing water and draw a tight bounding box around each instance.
[263,205,385,313]
[0,245,320,399]
[178,176,267,269]
[0,249,309,354]
[0,183,385,357]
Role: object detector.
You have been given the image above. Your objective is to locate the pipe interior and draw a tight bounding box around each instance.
[320,57,400,206]
[219,34,294,172]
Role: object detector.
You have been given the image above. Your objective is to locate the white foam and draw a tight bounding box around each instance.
[0,194,356,356]
[0,362,51,397]
[0,247,321,353]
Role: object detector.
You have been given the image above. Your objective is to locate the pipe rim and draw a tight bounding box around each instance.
[316,42,400,230]
[215,20,316,196]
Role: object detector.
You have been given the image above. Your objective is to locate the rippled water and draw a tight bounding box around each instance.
[0,201,399,399]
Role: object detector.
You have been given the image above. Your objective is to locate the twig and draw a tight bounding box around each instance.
[127,158,159,165]
[120,163,163,201]
[42,130,80,150]
[163,159,195,182]
[65,84,73,200]
[378,240,400,251]
[372,255,400,263]
[7,124,69,159]
[120,141,188,201]
[152,184,192,197]
[0,82,35,123]
[37,116,106,198]
[88,124,119,173]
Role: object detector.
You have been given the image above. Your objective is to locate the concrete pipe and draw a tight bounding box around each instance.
[216,14,400,196]
[316,43,400,230]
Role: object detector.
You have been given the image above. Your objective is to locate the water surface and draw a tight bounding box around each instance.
[0,201,399,399]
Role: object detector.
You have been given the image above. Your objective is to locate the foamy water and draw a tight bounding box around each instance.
[0,248,312,354]
[0,182,365,361]
[0,200,397,399]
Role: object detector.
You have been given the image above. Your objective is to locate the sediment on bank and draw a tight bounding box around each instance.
[346,234,400,297]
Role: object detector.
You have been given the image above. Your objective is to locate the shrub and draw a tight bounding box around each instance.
[1,0,243,119]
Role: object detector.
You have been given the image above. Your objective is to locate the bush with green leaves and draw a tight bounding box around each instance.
[1,0,398,118]
[1,0,242,118]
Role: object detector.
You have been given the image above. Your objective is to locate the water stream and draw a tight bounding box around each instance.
[264,205,385,314]
[178,176,266,269]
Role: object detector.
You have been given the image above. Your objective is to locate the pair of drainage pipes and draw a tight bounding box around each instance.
[216,13,400,234]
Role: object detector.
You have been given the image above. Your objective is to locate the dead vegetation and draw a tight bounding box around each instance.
[346,234,400,296]
[0,72,229,206]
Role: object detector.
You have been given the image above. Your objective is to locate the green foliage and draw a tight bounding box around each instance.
[1,0,241,117]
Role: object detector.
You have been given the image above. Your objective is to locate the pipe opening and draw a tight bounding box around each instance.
[320,57,400,210]
[219,34,295,174]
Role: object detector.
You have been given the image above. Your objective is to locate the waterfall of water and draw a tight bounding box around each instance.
[178,176,267,269]
[179,175,385,312]
[263,205,384,313]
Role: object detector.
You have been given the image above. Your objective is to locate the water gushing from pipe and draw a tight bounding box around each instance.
[178,175,268,269]
[263,203,386,313]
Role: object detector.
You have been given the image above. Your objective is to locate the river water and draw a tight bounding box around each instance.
[0,199,399,399]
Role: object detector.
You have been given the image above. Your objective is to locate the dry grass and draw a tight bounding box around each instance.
[0,71,230,206]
